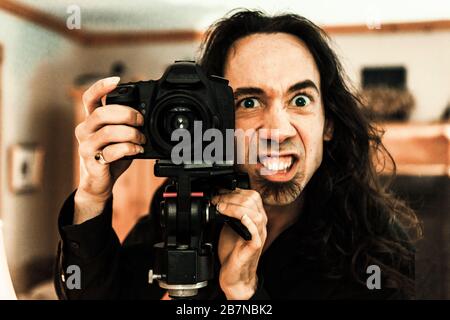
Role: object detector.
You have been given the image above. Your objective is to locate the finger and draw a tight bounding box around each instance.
[213,192,267,226]
[79,125,146,158]
[212,189,264,215]
[82,77,121,116]
[93,124,145,147]
[234,188,265,213]
[237,214,262,254]
[216,200,256,220]
[84,105,144,134]
[100,143,144,163]
[212,193,258,212]
[216,202,266,236]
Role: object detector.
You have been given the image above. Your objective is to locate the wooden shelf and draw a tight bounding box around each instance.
[324,20,450,34]
[1,0,449,46]
[377,122,449,176]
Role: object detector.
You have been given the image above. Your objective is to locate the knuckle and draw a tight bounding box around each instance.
[74,123,84,140]
[90,107,102,121]
[254,215,264,225]
[250,190,261,202]
[79,142,93,158]
[243,198,254,208]
[242,189,256,199]
[262,230,268,241]
[101,147,111,160]
[235,206,245,217]
[219,201,228,212]
[102,125,112,137]
[77,145,85,158]
[81,90,91,106]
[252,240,262,250]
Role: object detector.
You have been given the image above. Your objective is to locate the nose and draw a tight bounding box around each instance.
[260,103,296,144]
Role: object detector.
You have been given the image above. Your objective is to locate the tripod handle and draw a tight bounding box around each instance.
[225,215,252,241]
[216,211,252,241]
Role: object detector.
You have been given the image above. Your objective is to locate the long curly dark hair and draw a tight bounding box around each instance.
[199,9,422,298]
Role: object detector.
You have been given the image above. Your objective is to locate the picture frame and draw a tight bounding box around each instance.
[8,143,45,194]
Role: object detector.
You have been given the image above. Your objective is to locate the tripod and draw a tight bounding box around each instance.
[148,160,250,298]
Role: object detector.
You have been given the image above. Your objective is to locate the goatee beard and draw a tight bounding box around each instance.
[252,171,304,205]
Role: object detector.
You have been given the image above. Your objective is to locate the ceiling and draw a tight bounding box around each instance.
[13,0,450,32]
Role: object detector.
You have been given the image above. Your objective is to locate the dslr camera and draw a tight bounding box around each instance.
[106,61,234,164]
[105,61,249,298]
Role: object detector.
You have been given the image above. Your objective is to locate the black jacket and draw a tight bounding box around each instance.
[54,185,412,300]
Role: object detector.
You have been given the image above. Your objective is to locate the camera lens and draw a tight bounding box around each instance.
[168,106,192,131]
[163,105,197,140]
[151,94,211,155]
[174,115,189,129]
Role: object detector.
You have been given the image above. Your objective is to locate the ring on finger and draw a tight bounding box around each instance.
[94,150,109,165]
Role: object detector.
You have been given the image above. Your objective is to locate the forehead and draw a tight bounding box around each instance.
[224,33,320,92]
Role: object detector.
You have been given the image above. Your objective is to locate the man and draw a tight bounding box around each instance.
[55,10,420,299]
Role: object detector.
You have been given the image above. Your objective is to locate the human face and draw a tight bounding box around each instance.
[224,33,331,206]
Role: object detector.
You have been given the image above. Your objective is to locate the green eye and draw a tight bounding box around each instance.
[239,98,261,109]
[292,95,311,107]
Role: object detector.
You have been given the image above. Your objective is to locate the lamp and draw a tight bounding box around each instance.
[0,219,17,299]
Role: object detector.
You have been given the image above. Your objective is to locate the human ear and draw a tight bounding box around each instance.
[323,118,333,141]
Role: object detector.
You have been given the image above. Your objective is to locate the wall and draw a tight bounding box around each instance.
[79,42,201,83]
[82,31,450,122]
[0,11,200,293]
[332,30,450,121]
[0,7,448,294]
[81,30,450,122]
[0,10,82,292]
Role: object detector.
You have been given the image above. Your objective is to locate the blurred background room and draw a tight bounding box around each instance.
[0,0,448,299]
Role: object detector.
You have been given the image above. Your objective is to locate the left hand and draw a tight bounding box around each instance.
[211,188,268,300]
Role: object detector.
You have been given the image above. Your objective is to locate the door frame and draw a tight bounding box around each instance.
[0,45,3,216]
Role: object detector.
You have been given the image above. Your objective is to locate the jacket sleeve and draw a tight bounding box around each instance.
[54,190,123,299]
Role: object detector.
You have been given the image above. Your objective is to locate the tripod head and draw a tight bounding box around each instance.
[148,160,250,298]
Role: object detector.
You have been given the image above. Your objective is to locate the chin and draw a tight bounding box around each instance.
[250,171,305,206]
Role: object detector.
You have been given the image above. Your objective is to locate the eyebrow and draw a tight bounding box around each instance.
[287,80,320,95]
[233,79,320,100]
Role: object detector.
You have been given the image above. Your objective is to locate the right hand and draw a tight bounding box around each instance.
[73,77,146,224]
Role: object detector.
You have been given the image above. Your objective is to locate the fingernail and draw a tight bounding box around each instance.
[105,76,120,86]
[141,134,147,144]
[139,146,145,153]
[216,203,223,212]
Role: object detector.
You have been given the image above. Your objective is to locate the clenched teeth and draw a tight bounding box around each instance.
[260,156,294,172]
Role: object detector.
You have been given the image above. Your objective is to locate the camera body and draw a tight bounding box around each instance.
[106,61,235,163]
[106,61,247,298]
